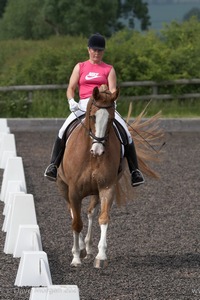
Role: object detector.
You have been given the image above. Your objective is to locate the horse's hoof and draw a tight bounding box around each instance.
[70,262,82,268]
[80,249,87,259]
[93,258,108,269]
[71,258,82,267]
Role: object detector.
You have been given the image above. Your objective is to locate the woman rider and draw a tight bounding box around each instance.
[44,33,144,187]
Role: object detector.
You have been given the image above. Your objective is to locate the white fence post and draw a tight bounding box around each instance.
[0,157,26,202]
[0,133,16,169]
[13,224,43,258]
[0,120,79,298]
[4,194,37,254]
[29,286,80,300]
[15,251,52,287]
[0,118,10,133]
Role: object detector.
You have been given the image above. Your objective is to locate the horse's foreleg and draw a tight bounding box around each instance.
[70,201,83,267]
[94,188,114,268]
[71,231,82,267]
[94,223,109,268]
[85,195,100,258]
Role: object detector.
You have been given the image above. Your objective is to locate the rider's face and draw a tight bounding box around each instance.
[88,48,104,63]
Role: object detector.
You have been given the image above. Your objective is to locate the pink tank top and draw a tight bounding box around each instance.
[78,60,112,99]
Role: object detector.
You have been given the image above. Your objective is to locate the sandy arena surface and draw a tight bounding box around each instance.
[0,121,200,300]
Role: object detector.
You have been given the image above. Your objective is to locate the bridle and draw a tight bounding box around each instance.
[74,91,115,146]
[90,92,115,145]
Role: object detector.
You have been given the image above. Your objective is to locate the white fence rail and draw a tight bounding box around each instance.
[0,78,200,101]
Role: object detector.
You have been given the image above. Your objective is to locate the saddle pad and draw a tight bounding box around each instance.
[113,119,129,146]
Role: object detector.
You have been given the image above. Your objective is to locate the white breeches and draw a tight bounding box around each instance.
[58,98,132,144]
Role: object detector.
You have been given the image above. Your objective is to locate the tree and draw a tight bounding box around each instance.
[0,0,52,39]
[183,7,200,22]
[42,0,151,36]
[0,0,151,40]
[120,0,151,30]
[0,0,7,18]
[42,0,119,36]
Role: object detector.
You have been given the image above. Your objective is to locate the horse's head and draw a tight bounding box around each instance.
[88,85,119,157]
[92,85,119,108]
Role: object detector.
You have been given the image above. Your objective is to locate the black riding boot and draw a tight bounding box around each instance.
[125,141,145,187]
[44,136,65,182]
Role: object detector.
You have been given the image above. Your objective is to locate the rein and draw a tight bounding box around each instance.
[115,111,166,154]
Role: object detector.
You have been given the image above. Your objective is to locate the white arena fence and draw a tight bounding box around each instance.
[0,118,80,300]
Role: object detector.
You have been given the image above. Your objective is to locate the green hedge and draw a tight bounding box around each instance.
[0,18,200,117]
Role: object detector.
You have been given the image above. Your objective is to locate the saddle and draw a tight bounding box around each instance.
[113,119,129,146]
[113,119,128,173]
[65,115,128,145]
[64,115,85,140]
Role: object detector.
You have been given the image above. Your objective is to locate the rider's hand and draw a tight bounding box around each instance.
[68,98,79,112]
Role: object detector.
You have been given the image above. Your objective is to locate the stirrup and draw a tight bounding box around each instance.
[44,163,57,182]
[131,169,145,187]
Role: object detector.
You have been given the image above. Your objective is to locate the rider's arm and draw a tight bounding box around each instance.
[108,67,117,94]
[66,63,80,100]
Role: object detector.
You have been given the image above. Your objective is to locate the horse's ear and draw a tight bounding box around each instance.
[93,86,100,99]
[112,87,120,101]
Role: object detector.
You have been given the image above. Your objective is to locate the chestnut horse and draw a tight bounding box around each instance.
[57,85,162,268]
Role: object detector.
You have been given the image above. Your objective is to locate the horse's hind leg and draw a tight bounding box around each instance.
[79,232,87,259]
[85,195,100,259]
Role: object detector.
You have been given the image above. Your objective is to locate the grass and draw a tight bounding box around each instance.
[118,98,200,118]
[0,91,200,118]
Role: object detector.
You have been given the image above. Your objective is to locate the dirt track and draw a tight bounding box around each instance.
[0,126,200,300]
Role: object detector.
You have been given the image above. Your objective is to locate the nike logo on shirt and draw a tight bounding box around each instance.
[85,72,101,80]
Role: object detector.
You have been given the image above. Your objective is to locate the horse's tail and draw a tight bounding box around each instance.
[128,109,164,179]
[115,108,164,205]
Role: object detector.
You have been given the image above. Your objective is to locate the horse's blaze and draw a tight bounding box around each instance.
[90,108,109,156]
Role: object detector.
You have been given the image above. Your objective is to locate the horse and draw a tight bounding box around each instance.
[57,85,163,268]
